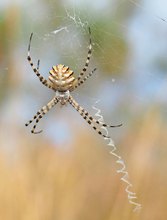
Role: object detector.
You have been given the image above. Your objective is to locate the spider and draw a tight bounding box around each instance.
[25,28,122,138]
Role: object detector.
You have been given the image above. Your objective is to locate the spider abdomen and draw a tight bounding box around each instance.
[49,64,77,91]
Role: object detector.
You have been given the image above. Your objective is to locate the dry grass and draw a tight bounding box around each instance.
[0,109,166,220]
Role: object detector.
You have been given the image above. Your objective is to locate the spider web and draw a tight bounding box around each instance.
[19,0,167,211]
[26,0,136,208]
[92,101,142,212]
[0,0,167,217]
[23,0,167,121]
[1,0,167,211]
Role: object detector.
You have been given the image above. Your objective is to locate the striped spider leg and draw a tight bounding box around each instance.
[25,97,58,134]
[37,59,40,70]
[27,33,53,90]
[68,95,122,138]
[74,67,97,90]
[74,27,97,90]
[26,28,122,137]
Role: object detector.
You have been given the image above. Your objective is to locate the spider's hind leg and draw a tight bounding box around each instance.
[74,27,95,90]
[74,68,97,90]
[27,33,53,90]
[77,27,92,81]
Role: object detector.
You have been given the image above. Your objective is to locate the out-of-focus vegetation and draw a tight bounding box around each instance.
[0,1,167,220]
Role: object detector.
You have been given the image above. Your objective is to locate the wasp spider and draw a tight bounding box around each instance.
[25,28,122,138]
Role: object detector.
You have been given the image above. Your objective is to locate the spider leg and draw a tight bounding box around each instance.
[76,27,93,83]
[68,95,112,138]
[31,98,58,134]
[25,97,58,134]
[25,110,41,127]
[68,95,122,128]
[74,68,97,90]
[37,59,40,70]
[27,33,53,90]
[82,107,122,128]
[25,94,55,127]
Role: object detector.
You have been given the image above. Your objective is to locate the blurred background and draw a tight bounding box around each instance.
[0,0,167,219]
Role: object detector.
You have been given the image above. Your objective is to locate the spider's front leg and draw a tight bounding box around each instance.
[25,97,58,134]
[68,95,121,138]
[27,33,53,90]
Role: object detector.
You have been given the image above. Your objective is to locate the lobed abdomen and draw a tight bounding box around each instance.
[49,64,77,92]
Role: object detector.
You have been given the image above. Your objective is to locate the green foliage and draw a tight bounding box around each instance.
[93,19,128,76]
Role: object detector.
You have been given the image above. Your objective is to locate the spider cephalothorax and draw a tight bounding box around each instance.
[25,28,122,137]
